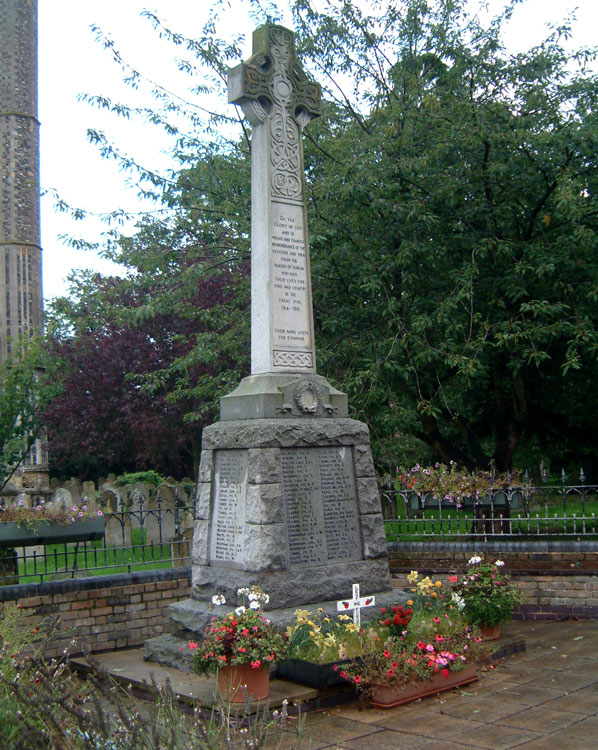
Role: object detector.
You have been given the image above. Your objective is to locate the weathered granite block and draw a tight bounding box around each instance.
[354,443,376,477]
[361,514,389,559]
[191,520,209,566]
[198,449,213,483]
[248,447,281,484]
[246,482,283,524]
[195,482,211,520]
[356,476,382,515]
[245,522,287,571]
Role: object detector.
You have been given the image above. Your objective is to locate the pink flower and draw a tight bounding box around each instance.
[188,641,198,650]
[250,660,261,669]
[426,644,435,653]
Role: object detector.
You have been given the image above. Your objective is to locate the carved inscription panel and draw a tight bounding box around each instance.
[209,450,248,567]
[271,201,313,367]
[281,447,362,568]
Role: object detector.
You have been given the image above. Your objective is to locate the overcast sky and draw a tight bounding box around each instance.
[38,0,598,302]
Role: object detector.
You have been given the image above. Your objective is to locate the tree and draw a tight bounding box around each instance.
[0,341,56,492]
[50,0,598,474]
[45,164,250,479]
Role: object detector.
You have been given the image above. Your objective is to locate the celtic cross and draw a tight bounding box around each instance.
[228,25,321,375]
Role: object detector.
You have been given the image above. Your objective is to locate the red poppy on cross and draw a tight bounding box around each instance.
[336,583,376,626]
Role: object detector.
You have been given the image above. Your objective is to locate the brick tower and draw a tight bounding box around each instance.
[0,0,47,489]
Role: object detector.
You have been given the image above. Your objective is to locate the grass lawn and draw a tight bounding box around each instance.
[385,493,598,542]
[17,528,180,583]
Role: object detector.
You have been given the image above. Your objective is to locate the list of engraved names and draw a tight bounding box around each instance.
[282,447,362,568]
[209,450,247,567]
[271,202,312,351]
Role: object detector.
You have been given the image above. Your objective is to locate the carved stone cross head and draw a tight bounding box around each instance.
[228,24,321,128]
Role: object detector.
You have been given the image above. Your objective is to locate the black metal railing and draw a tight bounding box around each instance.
[0,494,195,585]
[380,469,598,541]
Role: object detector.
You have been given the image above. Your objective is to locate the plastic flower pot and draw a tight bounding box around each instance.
[370,666,479,709]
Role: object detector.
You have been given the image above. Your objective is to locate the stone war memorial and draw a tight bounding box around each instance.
[146,24,398,666]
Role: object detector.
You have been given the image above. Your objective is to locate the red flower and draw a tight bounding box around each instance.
[250,660,261,669]
[353,675,362,683]
[435,634,445,642]
[448,575,458,583]
[417,641,426,650]
[383,649,391,658]
[442,668,450,678]
[188,641,198,650]
[339,670,348,679]
[379,607,387,614]
[433,617,440,624]
[387,668,395,676]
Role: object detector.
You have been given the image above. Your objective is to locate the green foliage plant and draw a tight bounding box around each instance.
[114,470,167,487]
[0,601,305,749]
[191,588,288,675]
[451,555,525,627]
[286,608,367,664]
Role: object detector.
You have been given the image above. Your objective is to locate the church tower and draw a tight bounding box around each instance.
[0,0,47,488]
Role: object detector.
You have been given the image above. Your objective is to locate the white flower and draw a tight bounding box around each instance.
[495,560,505,567]
[468,555,482,565]
[262,593,270,604]
[235,606,247,615]
[247,592,258,602]
[451,593,465,610]
[249,600,260,610]
[237,587,250,596]
[211,594,226,606]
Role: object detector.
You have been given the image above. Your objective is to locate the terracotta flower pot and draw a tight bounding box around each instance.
[370,667,479,709]
[480,622,502,640]
[217,663,270,702]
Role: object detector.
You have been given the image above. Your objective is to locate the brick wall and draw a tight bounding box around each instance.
[0,568,191,657]
[389,542,598,620]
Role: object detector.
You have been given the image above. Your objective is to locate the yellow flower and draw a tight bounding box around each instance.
[407,570,419,584]
[317,607,324,613]
[309,631,316,638]
[344,622,359,633]
[407,600,414,606]
[431,592,437,598]
[435,581,442,588]
[323,617,331,623]
[338,614,351,621]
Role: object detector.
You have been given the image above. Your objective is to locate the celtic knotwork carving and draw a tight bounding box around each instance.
[228,26,321,201]
[273,350,313,368]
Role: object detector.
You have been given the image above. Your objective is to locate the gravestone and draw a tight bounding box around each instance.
[147,25,395,662]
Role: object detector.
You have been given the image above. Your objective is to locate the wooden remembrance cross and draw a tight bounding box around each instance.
[228,25,322,376]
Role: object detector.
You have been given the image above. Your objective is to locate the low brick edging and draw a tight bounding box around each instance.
[0,567,191,658]
[389,541,598,620]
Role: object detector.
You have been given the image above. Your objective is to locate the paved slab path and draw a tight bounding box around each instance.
[273,620,598,750]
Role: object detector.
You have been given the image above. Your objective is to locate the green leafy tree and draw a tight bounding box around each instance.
[0,341,55,491]
[49,0,598,474]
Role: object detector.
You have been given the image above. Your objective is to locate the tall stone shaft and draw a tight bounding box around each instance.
[228,25,321,375]
[0,0,43,360]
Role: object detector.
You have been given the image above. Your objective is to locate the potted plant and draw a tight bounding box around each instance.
[190,587,287,702]
[449,555,524,639]
[336,609,486,708]
[0,496,105,547]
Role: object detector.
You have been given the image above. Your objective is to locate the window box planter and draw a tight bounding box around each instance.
[0,518,105,548]
[370,666,479,709]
